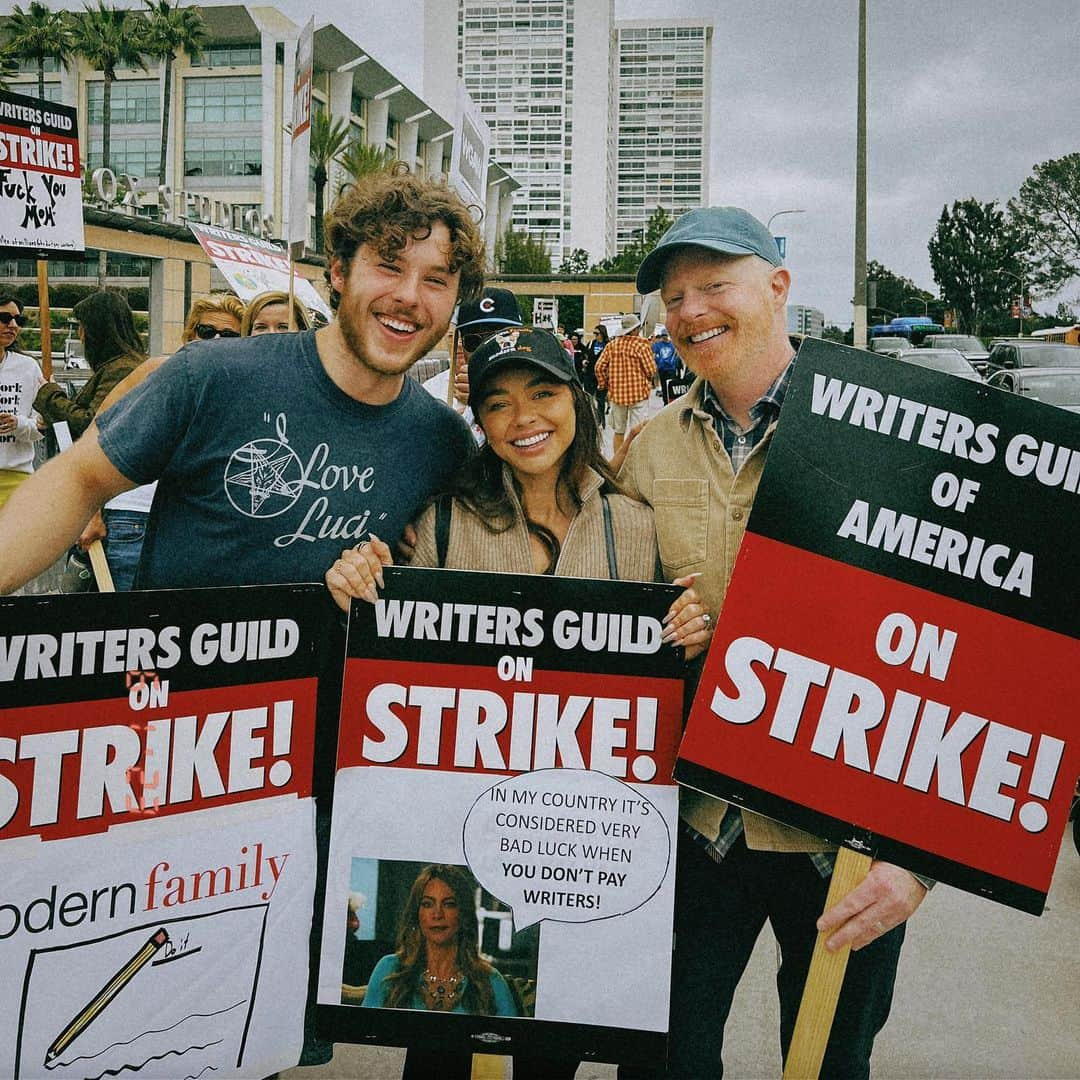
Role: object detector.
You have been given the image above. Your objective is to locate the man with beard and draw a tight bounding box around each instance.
[0,169,482,593]
[618,207,927,1079]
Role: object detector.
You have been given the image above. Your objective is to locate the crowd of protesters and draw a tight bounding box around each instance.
[0,167,929,1079]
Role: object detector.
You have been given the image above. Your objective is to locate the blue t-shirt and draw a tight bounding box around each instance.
[361,953,518,1016]
[652,340,678,373]
[97,331,474,589]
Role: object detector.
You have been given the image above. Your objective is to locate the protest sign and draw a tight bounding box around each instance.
[287,17,314,253]
[317,568,685,1064]
[448,81,490,208]
[188,220,331,319]
[0,89,84,258]
[0,585,337,1079]
[676,338,1080,914]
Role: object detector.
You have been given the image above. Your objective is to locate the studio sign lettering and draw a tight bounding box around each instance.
[84,167,275,240]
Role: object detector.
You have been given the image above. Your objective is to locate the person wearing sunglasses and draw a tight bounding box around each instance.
[182,293,244,343]
[0,295,44,509]
[422,287,524,444]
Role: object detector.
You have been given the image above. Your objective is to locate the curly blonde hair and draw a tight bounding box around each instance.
[181,294,245,343]
[323,164,485,309]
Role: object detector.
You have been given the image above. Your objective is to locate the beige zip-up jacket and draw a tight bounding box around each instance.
[619,376,833,854]
[409,464,659,582]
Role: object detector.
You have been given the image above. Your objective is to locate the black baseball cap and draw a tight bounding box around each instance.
[468,327,580,401]
[455,287,523,332]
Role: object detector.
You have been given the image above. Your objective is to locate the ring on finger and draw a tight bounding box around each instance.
[702,612,711,626]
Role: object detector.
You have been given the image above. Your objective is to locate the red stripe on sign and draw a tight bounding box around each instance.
[680,534,1079,895]
[340,658,684,784]
[0,125,81,177]
[0,677,317,843]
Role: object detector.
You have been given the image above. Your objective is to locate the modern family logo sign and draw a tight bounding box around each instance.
[676,338,1080,914]
[0,585,335,1078]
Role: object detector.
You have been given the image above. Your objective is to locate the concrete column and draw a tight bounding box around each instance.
[367,98,389,150]
[328,70,354,201]
[149,253,188,355]
[399,121,419,171]
[423,139,445,180]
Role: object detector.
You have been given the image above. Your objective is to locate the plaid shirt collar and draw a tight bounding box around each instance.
[699,355,796,471]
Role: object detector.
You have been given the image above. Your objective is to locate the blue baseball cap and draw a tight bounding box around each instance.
[635,206,782,294]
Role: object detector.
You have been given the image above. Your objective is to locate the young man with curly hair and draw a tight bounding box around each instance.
[0,167,484,594]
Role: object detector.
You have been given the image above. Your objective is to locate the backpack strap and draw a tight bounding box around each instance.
[435,493,452,569]
[601,494,619,580]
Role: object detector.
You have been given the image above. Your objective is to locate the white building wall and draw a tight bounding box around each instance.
[614,19,713,250]
[459,0,614,264]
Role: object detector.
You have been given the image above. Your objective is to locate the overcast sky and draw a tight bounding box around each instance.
[619,0,1078,323]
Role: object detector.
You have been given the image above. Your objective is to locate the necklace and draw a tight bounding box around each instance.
[420,967,464,1010]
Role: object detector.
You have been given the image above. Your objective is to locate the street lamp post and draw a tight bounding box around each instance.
[765,209,805,261]
[766,208,806,231]
[904,294,929,318]
[996,268,1026,337]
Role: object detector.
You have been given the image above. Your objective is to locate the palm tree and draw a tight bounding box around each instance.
[71,1,149,173]
[308,110,350,254]
[0,43,20,93]
[5,2,75,100]
[337,139,395,192]
[142,0,208,189]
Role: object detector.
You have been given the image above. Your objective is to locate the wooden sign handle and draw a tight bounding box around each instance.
[37,260,52,380]
[783,847,872,1079]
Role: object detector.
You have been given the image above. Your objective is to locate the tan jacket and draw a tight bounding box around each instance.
[619,376,833,854]
[410,464,659,582]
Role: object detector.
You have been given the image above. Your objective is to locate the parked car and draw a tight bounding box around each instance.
[987,368,1080,413]
[921,334,990,374]
[870,335,914,355]
[898,348,983,382]
[984,341,1080,377]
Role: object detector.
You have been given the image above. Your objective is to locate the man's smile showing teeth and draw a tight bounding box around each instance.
[689,326,729,344]
[512,432,551,447]
[377,314,419,334]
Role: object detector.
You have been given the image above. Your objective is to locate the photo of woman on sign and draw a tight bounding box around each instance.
[362,864,518,1016]
[325,326,711,656]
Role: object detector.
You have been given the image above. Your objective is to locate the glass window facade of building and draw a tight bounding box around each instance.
[615,24,711,251]
[459,0,575,258]
[189,43,261,68]
[182,75,262,182]
[85,79,161,177]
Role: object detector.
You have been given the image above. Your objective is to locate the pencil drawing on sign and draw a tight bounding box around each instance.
[16,905,268,1079]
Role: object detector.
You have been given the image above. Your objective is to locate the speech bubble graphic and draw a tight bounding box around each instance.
[463,768,671,930]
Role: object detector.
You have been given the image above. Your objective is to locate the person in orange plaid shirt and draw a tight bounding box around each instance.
[594,313,657,453]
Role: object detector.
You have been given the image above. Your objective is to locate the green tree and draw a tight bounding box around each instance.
[496,225,551,274]
[142,0,207,189]
[591,207,674,275]
[308,111,350,253]
[0,41,20,93]
[5,2,75,100]
[865,259,940,324]
[336,140,395,192]
[557,248,590,274]
[928,199,1027,335]
[72,2,149,173]
[1008,153,1080,294]
[822,324,847,344]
